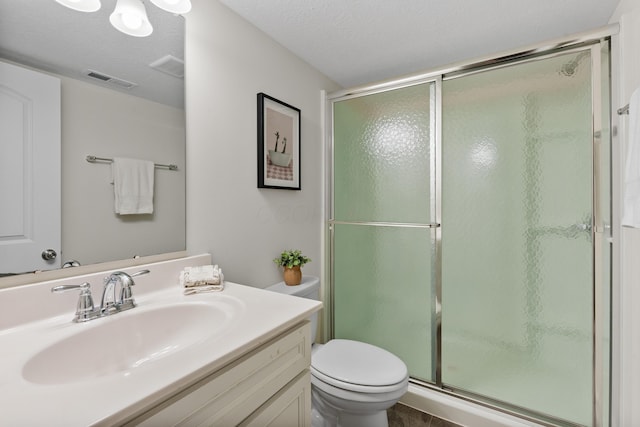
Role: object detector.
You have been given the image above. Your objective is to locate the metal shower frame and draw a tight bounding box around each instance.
[325,25,617,427]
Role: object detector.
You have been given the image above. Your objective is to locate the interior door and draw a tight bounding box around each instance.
[0,61,61,274]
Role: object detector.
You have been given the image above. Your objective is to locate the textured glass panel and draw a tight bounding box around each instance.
[333,224,433,382]
[598,42,612,427]
[442,51,593,425]
[333,83,432,223]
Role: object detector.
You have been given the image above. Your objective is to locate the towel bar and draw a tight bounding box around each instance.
[86,155,178,170]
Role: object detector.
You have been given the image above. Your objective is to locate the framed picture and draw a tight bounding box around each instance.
[257,92,301,190]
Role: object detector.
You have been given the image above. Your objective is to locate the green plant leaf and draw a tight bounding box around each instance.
[273,249,311,268]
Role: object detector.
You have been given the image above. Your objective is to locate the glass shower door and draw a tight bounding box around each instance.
[441,50,596,425]
[332,82,436,382]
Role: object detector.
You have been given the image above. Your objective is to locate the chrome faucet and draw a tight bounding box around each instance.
[52,269,151,323]
[100,269,150,315]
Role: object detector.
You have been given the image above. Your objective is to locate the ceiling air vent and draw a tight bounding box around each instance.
[85,70,137,89]
[149,55,185,79]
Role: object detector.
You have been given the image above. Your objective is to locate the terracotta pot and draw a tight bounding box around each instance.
[283,266,302,286]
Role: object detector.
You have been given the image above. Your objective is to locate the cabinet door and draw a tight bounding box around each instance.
[240,371,311,427]
[128,322,310,427]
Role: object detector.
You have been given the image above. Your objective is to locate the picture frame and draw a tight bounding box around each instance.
[257,92,301,190]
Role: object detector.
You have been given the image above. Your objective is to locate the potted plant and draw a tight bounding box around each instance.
[273,249,311,286]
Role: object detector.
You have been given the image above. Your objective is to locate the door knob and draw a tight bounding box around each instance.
[41,249,57,261]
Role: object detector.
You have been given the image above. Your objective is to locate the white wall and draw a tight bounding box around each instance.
[184,0,340,288]
[609,1,640,425]
[60,76,186,265]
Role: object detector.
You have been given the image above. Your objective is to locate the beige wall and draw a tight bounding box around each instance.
[60,75,186,265]
[610,1,640,425]
[184,0,340,287]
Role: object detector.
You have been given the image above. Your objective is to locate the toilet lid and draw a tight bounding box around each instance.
[311,339,408,387]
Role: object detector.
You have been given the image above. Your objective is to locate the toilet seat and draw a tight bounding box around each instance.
[311,339,408,394]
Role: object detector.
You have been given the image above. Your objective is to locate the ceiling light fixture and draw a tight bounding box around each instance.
[150,0,191,14]
[54,0,190,37]
[55,0,101,13]
[109,0,153,37]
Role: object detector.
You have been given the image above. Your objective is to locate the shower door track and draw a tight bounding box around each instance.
[327,25,616,427]
[412,378,588,427]
[327,24,617,101]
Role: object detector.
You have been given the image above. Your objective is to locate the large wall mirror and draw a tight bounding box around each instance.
[0,0,186,283]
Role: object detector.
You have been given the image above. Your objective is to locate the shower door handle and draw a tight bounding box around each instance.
[568,222,599,237]
[573,223,609,233]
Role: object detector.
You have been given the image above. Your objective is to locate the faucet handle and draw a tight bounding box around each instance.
[131,269,150,278]
[119,269,150,310]
[51,282,100,323]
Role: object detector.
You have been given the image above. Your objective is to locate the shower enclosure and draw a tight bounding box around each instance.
[328,37,611,427]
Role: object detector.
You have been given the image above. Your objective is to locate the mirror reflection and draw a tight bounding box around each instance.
[0,0,186,278]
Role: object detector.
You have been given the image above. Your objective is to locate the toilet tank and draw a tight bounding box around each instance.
[266,276,320,343]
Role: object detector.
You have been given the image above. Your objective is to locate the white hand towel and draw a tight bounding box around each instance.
[111,157,155,215]
[623,88,640,228]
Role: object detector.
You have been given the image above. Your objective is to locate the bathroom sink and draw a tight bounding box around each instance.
[22,301,237,385]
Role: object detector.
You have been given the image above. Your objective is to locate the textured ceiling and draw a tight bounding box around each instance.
[0,0,184,109]
[218,0,620,88]
[0,1,620,102]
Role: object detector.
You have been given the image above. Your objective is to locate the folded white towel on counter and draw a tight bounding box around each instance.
[181,265,224,294]
[184,285,224,295]
[623,87,640,228]
[112,157,155,215]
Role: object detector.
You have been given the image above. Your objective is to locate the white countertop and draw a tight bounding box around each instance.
[0,255,322,426]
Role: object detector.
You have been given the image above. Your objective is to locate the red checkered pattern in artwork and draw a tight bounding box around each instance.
[266,157,293,181]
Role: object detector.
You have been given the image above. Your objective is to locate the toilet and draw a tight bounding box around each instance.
[266,276,409,427]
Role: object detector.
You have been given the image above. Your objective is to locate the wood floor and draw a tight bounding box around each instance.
[388,403,463,427]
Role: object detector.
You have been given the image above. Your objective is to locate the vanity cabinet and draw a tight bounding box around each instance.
[126,322,311,427]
